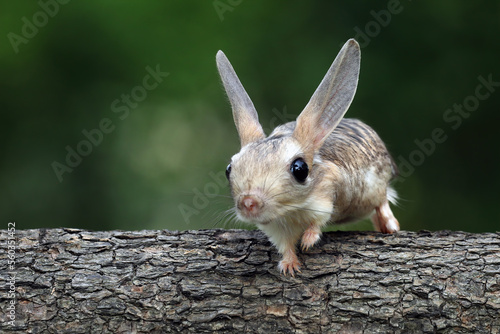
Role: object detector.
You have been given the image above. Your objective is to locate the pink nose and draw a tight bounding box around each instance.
[239,195,263,216]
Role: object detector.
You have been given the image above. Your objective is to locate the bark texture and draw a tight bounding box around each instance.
[1,228,499,333]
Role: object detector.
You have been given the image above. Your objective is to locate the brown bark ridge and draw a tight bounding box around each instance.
[1,228,499,333]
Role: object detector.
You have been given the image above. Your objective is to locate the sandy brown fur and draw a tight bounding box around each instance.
[217,39,400,276]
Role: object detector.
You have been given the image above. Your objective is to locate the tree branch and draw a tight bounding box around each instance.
[1,229,499,333]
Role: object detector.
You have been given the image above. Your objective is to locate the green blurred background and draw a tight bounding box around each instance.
[1,1,499,232]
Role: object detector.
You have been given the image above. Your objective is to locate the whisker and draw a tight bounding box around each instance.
[267,190,291,200]
[278,216,293,236]
[206,207,236,229]
[280,203,334,216]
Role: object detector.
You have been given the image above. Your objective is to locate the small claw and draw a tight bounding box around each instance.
[279,261,301,277]
[278,249,301,277]
[301,243,314,252]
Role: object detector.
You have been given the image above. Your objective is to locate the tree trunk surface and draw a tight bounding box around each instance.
[1,228,499,333]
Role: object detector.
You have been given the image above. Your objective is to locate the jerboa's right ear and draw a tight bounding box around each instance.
[216,51,265,147]
[293,39,361,165]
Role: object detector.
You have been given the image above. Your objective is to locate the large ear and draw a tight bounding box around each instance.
[216,51,265,147]
[293,39,361,163]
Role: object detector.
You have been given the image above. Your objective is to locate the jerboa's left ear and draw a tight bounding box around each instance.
[216,51,265,147]
[293,39,361,164]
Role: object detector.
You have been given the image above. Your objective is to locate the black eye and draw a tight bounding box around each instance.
[225,164,232,180]
[290,158,308,183]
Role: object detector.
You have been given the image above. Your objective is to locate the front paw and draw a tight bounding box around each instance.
[300,226,321,251]
[278,250,301,277]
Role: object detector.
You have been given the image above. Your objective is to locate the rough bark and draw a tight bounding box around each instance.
[0,228,499,333]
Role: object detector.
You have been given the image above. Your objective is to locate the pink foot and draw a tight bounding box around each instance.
[278,249,301,277]
[300,225,321,251]
[372,200,399,234]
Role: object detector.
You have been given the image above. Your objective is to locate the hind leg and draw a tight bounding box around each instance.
[371,200,399,234]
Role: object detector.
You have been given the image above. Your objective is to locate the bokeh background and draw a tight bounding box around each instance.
[1,1,499,232]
